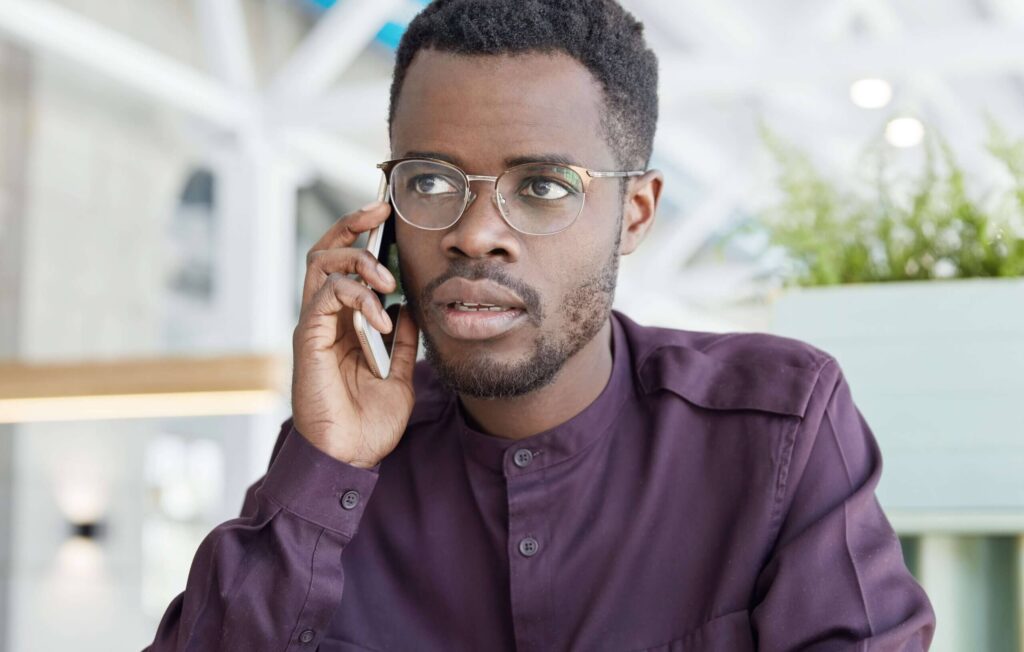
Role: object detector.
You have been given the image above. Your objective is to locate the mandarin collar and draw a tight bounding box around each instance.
[454,311,634,476]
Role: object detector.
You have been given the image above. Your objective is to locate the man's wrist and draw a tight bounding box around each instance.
[259,425,381,536]
[293,427,380,469]
[344,457,380,470]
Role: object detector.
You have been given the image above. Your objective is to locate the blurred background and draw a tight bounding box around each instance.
[0,0,1022,649]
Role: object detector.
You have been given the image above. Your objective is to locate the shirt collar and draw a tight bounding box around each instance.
[453,311,634,476]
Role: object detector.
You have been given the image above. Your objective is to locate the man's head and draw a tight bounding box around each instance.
[387,0,662,399]
[389,0,659,172]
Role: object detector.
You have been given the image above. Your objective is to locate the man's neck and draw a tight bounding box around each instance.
[458,317,614,440]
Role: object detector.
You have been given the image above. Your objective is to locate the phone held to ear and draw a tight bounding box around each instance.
[353,174,404,379]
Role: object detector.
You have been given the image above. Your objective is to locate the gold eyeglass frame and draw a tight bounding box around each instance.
[376,156,646,236]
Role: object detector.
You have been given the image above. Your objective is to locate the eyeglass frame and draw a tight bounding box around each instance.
[376,156,646,236]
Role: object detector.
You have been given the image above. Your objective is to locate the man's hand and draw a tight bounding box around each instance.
[291,200,419,468]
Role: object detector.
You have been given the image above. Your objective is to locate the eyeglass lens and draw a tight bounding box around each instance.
[388,159,585,235]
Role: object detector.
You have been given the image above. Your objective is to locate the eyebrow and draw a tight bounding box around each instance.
[400,150,580,169]
[399,151,461,165]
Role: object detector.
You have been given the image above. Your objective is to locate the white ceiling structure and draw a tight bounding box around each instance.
[623,0,1024,328]
[1,0,1023,332]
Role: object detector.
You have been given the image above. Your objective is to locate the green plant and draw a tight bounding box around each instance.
[732,121,1024,287]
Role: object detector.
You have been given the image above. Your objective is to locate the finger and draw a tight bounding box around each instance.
[308,201,391,254]
[302,247,396,308]
[386,304,420,384]
[300,274,392,349]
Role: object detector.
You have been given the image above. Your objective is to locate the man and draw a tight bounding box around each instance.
[148,1,935,650]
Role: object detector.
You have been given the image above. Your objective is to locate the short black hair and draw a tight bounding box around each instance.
[387,0,659,171]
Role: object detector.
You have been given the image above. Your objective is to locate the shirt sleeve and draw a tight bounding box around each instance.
[751,359,936,651]
[144,417,381,651]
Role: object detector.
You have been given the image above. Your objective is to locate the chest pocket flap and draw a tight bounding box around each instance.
[638,343,824,418]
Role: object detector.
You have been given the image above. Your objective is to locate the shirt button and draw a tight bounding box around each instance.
[340,490,360,510]
[519,536,539,557]
[513,448,534,468]
[299,628,315,644]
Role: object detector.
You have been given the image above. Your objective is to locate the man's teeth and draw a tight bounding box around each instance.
[452,301,511,312]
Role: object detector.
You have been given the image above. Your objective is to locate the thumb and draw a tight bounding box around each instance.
[387,303,420,383]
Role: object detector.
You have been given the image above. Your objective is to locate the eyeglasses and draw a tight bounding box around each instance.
[376,157,646,236]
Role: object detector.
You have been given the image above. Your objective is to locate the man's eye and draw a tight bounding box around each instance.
[519,177,571,200]
[411,175,458,195]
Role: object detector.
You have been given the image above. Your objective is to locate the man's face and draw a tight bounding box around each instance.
[390,50,626,398]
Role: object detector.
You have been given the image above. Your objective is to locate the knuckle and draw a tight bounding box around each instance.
[360,289,378,309]
[309,274,341,306]
[359,249,378,269]
[331,275,360,303]
[340,222,359,243]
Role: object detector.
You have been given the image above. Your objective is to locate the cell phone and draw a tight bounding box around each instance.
[353,174,404,378]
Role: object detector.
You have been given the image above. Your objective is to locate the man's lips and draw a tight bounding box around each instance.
[434,304,528,341]
[429,277,530,341]
[431,278,527,311]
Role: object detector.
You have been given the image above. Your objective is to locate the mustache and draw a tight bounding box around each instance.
[420,260,544,323]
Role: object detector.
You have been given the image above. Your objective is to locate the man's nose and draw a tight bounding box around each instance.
[441,181,521,262]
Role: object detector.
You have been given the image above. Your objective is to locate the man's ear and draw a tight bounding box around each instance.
[618,169,663,255]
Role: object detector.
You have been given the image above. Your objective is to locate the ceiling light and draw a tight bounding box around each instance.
[850,78,893,109]
[885,117,925,148]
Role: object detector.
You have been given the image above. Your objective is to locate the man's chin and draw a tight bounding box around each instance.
[426,343,533,382]
[422,331,564,399]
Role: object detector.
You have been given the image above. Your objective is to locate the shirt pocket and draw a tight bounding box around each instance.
[630,609,754,652]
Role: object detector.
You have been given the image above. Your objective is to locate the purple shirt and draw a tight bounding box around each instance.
[147,311,934,651]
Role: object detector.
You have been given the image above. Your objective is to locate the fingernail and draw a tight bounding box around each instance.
[376,263,393,284]
[380,307,392,330]
[360,200,383,212]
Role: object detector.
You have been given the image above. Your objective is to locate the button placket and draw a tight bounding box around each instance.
[505,466,552,651]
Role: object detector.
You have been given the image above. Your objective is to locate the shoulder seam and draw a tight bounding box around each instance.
[768,357,840,532]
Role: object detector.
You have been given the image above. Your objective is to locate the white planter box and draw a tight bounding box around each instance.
[769,278,1024,533]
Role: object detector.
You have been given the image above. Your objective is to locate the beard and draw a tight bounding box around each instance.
[400,234,620,400]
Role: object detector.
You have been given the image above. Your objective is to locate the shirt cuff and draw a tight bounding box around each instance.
[258,424,381,539]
